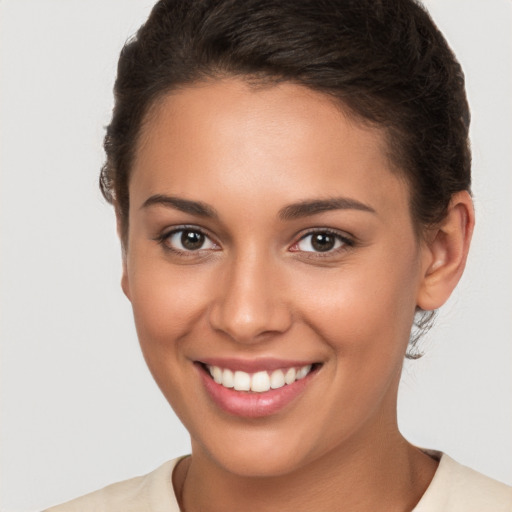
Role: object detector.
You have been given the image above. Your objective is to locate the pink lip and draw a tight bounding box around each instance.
[196,362,319,418]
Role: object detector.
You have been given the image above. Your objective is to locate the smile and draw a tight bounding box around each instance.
[206,364,313,393]
[196,360,321,418]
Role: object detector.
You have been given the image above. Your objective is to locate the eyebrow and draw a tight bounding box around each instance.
[278,197,376,220]
[141,194,375,220]
[141,194,218,218]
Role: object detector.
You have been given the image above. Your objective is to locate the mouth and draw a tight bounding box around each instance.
[195,360,322,418]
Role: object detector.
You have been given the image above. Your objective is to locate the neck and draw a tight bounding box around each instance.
[175,420,438,512]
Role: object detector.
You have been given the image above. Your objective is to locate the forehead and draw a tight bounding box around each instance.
[130,78,409,218]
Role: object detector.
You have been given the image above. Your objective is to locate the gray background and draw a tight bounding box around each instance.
[1,1,511,510]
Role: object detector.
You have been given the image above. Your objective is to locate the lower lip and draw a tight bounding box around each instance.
[197,364,317,418]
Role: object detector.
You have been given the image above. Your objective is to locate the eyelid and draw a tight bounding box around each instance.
[154,224,220,255]
[153,225,354,258]
[289,227,355,254]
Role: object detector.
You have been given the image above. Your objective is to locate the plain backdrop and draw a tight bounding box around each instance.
[1,1,511,510]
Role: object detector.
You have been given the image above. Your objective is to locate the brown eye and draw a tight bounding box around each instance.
[164,228,218,252]
[311,233,336,252]
[294,231,348,253]
[181,230,205,250]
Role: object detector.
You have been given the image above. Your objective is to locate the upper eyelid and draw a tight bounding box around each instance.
[158,224,215,240]
[156,226,220,257]
[290,230,355,261]
[154,225,219,250]
[295,227,354,242]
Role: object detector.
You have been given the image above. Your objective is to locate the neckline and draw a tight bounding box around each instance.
[167,451,447,512]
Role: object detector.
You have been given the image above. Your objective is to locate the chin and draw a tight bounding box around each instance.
[213,448,308,478]
[192,425,327,479]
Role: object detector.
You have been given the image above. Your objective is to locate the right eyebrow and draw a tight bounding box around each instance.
[140,194,218,218]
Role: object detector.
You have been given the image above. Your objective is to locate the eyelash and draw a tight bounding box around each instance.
[291,228,355,257]
[154,225,219,257]
[154,226,355,257]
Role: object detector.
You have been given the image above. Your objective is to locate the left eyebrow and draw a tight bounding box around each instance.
[140,194,218,218]
[278,197,376,220]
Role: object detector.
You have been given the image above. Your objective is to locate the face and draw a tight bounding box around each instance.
[123,78,429,477]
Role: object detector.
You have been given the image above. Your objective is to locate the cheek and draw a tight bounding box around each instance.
[126,259,215,400]
[128,256,212,339]
[293,249,420,388]
[299,264,417,344]
[126,259,213,418]
[288,260,419,437]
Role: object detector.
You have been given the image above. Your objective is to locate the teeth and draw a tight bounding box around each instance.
[212,366,222,384]
[233,371,251,391]
[270,369,285,389]
[296,365,312,379]
[206,364,314,393]
[222,368,234,388]
[251,371,270,392]
[284,367,296,385]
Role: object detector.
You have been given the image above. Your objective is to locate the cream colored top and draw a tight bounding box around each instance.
[44,453,512,512]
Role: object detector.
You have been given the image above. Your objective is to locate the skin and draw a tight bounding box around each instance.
[121,78,474,512]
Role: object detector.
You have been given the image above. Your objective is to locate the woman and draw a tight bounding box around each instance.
[42,0,511,510]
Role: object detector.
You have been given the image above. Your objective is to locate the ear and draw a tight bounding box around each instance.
[121,257,131,301]
[416,191,475,311]
[114,204,131,301]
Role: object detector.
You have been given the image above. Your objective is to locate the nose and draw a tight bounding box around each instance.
[208,252,292,344]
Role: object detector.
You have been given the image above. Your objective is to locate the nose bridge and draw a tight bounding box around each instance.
[209,245,291,343]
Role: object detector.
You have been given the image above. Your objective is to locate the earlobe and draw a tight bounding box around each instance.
[416,191,475,311]
[121,259,131,301]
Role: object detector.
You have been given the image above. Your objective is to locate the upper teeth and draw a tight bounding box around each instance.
[207,364,313,393]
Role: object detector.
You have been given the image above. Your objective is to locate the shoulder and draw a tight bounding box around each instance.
[43,458,183,512]
[414,452,512,512]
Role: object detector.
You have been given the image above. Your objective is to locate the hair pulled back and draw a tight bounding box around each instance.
[101,0,471,357]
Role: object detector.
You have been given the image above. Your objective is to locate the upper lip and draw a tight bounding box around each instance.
[197,357,319,373]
